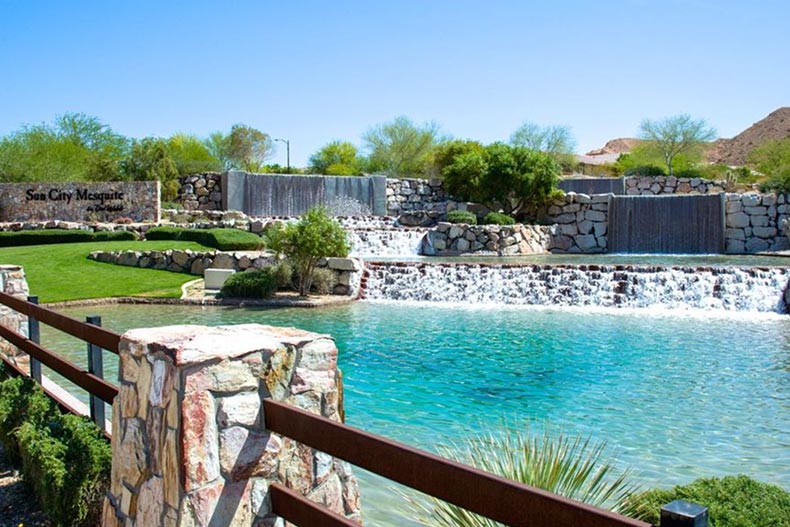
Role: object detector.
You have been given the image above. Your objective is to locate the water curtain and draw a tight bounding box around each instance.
[223,171,388,216]
[608,194,725,254]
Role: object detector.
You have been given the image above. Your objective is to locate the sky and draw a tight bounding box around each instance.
[1,0,788,167]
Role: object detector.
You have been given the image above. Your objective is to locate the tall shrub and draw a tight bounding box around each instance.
[266,208,349,296]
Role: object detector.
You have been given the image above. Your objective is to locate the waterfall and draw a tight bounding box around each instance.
[608,194,725,253]
[224,172,387,216]
[348,229,427,257]
[361,262,789,313]
[559,177,625,195]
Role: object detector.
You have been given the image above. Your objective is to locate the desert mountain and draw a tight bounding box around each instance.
[585,138,643,156]
[709,107,790,166]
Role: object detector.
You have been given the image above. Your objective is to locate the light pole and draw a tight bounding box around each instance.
[275,138,290,172]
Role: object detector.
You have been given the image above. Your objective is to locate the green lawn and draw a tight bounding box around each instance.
[0,240,210,303]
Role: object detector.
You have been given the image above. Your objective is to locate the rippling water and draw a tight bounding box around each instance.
[41,302,790,525]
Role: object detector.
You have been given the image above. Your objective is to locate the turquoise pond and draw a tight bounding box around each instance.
[42,301,790,525]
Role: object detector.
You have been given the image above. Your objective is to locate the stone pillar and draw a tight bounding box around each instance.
[0,265,30,370]
[103,323,361,526]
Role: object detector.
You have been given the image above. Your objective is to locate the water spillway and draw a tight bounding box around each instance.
[362,262,790,313]
[223,172,387,216]
[559,177,625,195]
[347,228,427,257]
[608,194,725,254]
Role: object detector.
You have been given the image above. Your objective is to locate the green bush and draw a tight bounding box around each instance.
[220,268,277,299]
[624,475,790,527]
[0,229,136,247]
[0,375,111,527]
[145,227,264,251]
[446,210,478,225]
[266,207,349,296]
[623,165,666,177]
[309,268,337,295]
[144,226,186,240]
[482,212,515,225]
[269,261,294,290]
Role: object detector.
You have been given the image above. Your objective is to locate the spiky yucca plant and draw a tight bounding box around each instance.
[407,428,638,527]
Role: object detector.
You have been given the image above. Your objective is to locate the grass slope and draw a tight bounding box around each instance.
[0,241,209,303]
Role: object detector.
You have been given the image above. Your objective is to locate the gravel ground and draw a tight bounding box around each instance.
[0,446,51,527]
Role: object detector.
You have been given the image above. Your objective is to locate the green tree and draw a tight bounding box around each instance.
[308,140,363,175]
[638,114,716,177]
[510,121,577,169]
[120,138,180,200]
[203,124,274,171]
[443,143,561,218]
[266,207,349,296]
[166,133,223,175]
[363,116,441,177]
[750,138,790,192]
[0,113,127,182]
[428,139,485,179]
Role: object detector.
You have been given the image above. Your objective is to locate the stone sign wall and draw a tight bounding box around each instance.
[0,181,160,222]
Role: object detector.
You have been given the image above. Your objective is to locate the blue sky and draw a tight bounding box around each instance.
[1,0,788,167]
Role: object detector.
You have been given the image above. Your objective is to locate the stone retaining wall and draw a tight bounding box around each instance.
[89,250,364,296]
[179,173,223,210]
[725,193,790,252]
[0,181,160,222]
[544,193,609,253]
[103,324,361,526]
[624,175,726,195]
[0,265,29,371]
[422,223,550,256]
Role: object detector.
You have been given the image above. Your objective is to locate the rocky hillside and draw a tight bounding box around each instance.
[709,107,790,166]
[585,138,643,156]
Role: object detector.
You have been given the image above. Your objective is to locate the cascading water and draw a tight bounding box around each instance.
[608,194,725,253]
[224,172,387,216]
[362,262,790,312]
[348,229,427,257]
[559,177,625,195]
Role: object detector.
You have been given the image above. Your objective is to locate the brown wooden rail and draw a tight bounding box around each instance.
[0,316,119,403]
[264,399,651,527]
[0,291,120,354]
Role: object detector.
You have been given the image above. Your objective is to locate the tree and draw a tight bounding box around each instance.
[308,140,363,175]
[204,124,274,171]
[638,114,716,177]
[442,143,561,218]
[120,138,180,200]
[0,113,127,182]
[363,116,441,177]
[750,138,790,193]
[510,121,577,169]
[166,133,223,175]
[266,207,350,296]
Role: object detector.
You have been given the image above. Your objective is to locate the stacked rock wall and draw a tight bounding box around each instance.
[544,193,609,253]
[624,175,726,195]
[422,223,550,256]
[385,178,447,216]
[179,173,223,210]
[103,324,361,526]
[725,193,790,252]
[0,265,29,371]
[88,250,363,295]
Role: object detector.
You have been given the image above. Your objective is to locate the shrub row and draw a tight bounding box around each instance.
[0,229,137,247]
[0,374,111,527]
[447,210,516,225]
[625,475,790,527]
[145,226,265,251]
[219,261,338,299]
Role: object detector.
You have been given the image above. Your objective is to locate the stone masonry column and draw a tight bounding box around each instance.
[0,265,30,371]
[102,323,361,526]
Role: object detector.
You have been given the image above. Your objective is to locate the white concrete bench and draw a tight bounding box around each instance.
[204,268,236,290]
